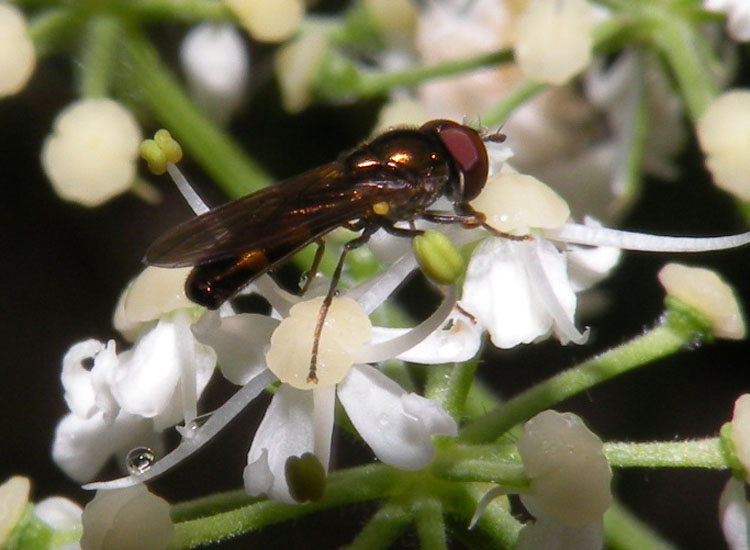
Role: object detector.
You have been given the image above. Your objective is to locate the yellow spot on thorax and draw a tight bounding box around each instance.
[372,201,390,215]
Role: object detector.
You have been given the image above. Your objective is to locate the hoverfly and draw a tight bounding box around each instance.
[146,120,502,382]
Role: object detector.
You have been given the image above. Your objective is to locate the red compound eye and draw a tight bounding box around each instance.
[420,120,489,202]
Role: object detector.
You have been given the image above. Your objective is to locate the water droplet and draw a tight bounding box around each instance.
[126,447,155,475]
[177,412,213,439]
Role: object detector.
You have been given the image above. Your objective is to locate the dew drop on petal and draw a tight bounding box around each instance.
[126,447,156,475]
[176,411,213,439]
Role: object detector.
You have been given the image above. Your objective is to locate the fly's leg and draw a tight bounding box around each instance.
[307,226,377,383]
[300,240,325,296]
[431,203,531,241]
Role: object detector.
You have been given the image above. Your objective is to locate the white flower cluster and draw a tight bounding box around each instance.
[52,267,216,483]
[53,128,749,528]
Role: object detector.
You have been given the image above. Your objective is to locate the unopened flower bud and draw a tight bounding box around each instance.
[518,410,612,527]
[658,263,745,340]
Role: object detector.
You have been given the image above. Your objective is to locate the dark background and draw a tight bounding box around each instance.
[2,24,750,550]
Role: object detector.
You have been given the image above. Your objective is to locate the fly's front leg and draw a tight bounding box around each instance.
[453,203,530,241]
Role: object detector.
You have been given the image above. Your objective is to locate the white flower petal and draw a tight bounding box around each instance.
[461,238,581,347]
[470,172,570,235]
[85,368,277,491]
[357,285,457,363]
[52,411,156,483]
[461,238,542,348]
[517,239,586,345]
[192,310,278,385]
[565,226,621,293]
[244,385,317,503]
[80,486,173,550]
[113,314,215,425]
[346,252,418,314]
[720,477,750,550]
[61,339,106,419]
[337,364,456,470]
[118,266,194,327]
[266,297,371,390]
[370,308,482,364]
[313,385,336,470]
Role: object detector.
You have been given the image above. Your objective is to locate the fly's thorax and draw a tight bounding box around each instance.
[346,129,453,184]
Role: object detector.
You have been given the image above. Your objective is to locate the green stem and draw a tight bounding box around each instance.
[424,360,479,423]
[170,490,259,523]
[354,49,514,98]
[123,29,270,199]
[481,80,546,128]
[441,483,522,548]
[346,500,412,550]
[112,0,232,21]
[435,459,528,486]
[412,497,448,550]
[644,5,718,121]
[604,438,727,469]
[170,464,398,549]
[28,8,83,59]
[608,49,649,216]
[460,309,703,443]
[463,378,503,421]
[604,501,679,550]
[79,15,120,98]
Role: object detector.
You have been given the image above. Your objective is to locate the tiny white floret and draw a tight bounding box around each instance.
[0,3,35,97]
[275,25,328,113]
[181,24,249,122]
[80,485,173,550]
[0,476,30,546]
[704,0,750,42]
[658,263,746,340]
[470,172,570,235]
[226,0,303,43]
[42,99,142,207]
[266,296,372,389]
[113,266,194,341]
[518,410,612,527]
[515,0,595,85]
[697,90,750,201]
[720,477,750,550]
[730,394,750,480]
[34,496,83,535]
